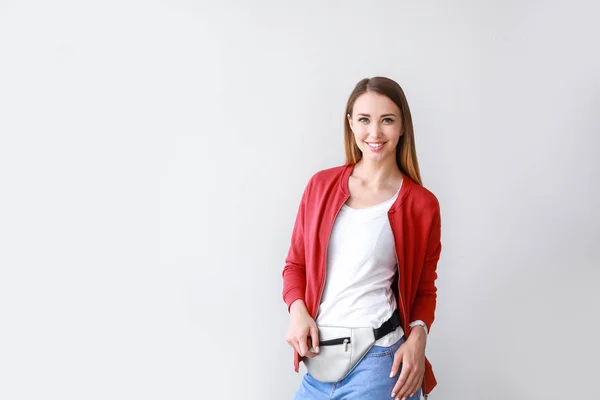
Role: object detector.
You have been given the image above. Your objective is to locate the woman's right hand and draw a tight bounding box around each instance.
[285,300,320,359]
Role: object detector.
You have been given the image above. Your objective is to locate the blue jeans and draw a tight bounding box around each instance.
[293,335,422,399]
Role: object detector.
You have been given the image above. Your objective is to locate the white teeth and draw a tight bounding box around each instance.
[367,142,383,148]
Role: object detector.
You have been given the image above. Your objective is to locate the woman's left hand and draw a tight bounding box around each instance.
[390,327,427,399]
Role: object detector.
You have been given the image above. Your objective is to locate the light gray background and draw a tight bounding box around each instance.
[1,1,598,399]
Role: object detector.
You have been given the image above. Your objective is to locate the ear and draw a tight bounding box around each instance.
[347,113,353,130]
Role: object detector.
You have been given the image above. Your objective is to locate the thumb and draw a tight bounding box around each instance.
[390,347,404,377]
[310,326,320,353]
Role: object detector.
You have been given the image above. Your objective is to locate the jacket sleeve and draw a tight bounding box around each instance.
[410,203,442,333]
[281,177,312,313]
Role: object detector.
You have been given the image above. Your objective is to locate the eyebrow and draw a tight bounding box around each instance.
[356,113,397,118]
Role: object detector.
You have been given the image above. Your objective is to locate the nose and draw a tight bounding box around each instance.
[368,121,383,139]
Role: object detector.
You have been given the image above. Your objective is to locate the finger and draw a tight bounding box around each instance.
[297,336,309,357]
[285,336,294,350]
[389,349,404,378]
[309,326,320,353]
[292,339,302,356]
[408,374,424,398]
[291,339,301,356]
[399,372,419,399]
[287,337,299,350]
[401,368,421,400]
[302,337,317,359]
[391,361,411,398]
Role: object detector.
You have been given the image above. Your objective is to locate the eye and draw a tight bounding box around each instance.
[383,118,394,123]
[358,117,369,123]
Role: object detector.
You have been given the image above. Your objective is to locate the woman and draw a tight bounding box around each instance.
[282,76,442,400]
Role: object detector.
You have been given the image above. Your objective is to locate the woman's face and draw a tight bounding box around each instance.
[347,91,403,162]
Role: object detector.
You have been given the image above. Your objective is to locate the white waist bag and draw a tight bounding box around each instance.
[302,310,401,383]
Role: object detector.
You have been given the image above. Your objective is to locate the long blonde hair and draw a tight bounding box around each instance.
[344,77,423,186]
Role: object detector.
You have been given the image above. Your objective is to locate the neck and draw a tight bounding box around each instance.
[353,156,402,190]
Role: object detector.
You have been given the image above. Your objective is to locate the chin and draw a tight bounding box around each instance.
[363,152,387,161]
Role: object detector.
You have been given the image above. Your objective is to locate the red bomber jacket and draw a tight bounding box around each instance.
[281,163,443,396]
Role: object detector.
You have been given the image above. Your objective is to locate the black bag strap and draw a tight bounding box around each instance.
[373,308,401,340]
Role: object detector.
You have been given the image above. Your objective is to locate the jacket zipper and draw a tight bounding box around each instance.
[389,212,429,398]
[390,213,427,397]
[314,194,349,321]
[388,213,408,340]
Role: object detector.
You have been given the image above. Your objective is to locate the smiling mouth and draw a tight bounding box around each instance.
[365,142,385,148]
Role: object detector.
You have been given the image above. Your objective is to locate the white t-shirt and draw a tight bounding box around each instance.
[315,183,404,347]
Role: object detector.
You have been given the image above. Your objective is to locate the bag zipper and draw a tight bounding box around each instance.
[319,337,351,346]
[320,337,351,352]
